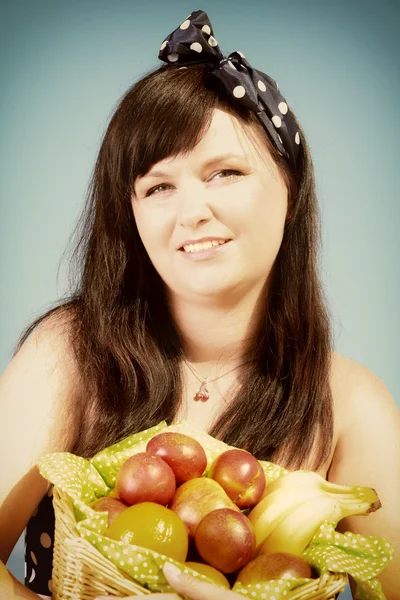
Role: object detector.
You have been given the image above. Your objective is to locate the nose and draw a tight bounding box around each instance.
[176,182,213,229]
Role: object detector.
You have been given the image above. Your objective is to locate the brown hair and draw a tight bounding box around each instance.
[13,64,334,469]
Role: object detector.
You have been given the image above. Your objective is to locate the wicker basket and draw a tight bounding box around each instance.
[50,487,348,600]
[52,487,150,598]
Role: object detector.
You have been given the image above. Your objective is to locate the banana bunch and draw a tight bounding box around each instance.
[247,470,381,556]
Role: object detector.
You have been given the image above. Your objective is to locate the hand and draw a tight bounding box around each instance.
[94,561,246,599]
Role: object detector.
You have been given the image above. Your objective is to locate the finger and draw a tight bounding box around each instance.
[163,562,244,600]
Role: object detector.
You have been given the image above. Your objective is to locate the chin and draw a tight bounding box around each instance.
[186,279,247,301]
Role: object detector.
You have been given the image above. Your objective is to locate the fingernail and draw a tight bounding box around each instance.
[163,561,182,579]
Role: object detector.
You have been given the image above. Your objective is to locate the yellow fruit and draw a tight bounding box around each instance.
[107,501,188,562]
[108,487,120,498]
[185,561,231,588]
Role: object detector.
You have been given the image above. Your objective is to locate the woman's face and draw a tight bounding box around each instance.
[131,108,288,304]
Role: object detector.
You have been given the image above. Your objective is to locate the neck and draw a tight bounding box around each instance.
[167,284,266,373]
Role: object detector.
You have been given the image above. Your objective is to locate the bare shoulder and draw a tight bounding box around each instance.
[1,308,82,461]
[329,350,399,435]
[9,309,80,419]
[327,352,400,596]
[11,308,82,446]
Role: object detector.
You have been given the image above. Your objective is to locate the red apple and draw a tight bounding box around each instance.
[116,452,176,506]
[146,432,207,485]
[195,508,256,573]
[169,477,240,537]
[89,497,129,527]
[210,449,266,509]
[236,552,313,584]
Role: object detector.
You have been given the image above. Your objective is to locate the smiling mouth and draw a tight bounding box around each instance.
[180,240,230,253]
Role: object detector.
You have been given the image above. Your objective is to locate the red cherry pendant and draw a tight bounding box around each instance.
[193,382,209,402]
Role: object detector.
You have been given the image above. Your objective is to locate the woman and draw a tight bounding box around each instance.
[0,10,399,600]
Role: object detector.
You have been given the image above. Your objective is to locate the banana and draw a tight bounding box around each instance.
[259,469,381,504]
[259,495,340,555]
[248,469,381,554]
[248,484,326,549]
[258,470,325,501]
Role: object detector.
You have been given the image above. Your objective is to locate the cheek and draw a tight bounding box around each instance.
[233,186,287,264]
[230,182,287,237]
[133,205,174,263]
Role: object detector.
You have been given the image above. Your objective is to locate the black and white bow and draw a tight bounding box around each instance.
[158,10,302,176]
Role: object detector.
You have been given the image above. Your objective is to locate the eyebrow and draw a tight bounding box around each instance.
[138,153,248,182]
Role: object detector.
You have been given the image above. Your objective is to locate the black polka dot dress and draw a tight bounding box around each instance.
[24,485,55,598]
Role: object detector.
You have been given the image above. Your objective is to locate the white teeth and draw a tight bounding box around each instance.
[182,240,227,253]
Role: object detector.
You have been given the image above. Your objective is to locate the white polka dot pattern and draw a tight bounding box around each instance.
[190,42,203,53]
[303,521,394,600]
[233,578,298,597]
[39,533,52,549]
[278,101,288,114]
[37,421,394,599]
[233,85,246,98]
[271,115,282,128]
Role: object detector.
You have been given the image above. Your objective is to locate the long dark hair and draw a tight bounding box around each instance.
[13,64,334,469]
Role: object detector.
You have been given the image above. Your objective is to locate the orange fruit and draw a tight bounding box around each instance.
[185,561,231,588]
[107,501,189,562]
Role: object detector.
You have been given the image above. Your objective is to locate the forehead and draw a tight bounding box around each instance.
[133,107,275,187]
[165,109,268,166]
[196,108,254,151]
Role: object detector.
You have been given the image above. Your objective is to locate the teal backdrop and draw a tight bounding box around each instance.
[1,1,399,597]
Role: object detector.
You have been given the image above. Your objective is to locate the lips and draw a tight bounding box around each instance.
[178,239,232,261]
[177,237,231,252]
[181,239,228,253]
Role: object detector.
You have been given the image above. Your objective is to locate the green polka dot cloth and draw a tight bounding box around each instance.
[37,420,393,600]
[302,521,394,600]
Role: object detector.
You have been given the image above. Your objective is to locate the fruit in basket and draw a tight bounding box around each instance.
[107,501,188,562]
[236,552,313,584]
[116,452,176,506]
[209,449,266,509]
[248,469,382,554]
[169,477,240,537]
[89,497,129,527]
[146,432,207,485]
[194,508,256,573]
[185,561,231,588]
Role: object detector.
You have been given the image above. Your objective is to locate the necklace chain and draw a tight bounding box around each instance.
[183,358,252,402]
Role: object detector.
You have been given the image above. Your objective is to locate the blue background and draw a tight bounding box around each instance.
[1,1,399,597]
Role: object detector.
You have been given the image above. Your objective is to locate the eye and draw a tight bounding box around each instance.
[144,169,243,197]
[145,183,171,198]
[214,169,243,180]
[144,183,172,198]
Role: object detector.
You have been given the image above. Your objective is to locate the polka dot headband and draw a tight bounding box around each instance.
[158,9,302,177]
